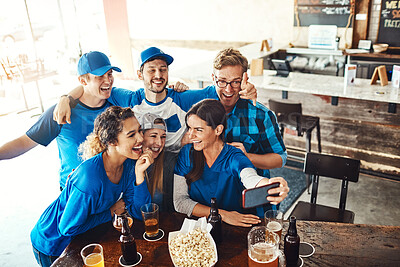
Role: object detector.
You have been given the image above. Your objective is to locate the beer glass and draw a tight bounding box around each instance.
[140,203,160,237]
[81,243,104,267]
[113,208,133,232]
[248,226,281,267]
[264,210,283,239]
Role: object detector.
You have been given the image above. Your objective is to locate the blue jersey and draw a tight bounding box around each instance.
[108,87,218,153]
[30,152,151,256]
[175,143,258,214]
[26,101,112,188]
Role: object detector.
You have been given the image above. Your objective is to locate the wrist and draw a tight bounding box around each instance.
[61,95,78,108]
[135,171,145,185]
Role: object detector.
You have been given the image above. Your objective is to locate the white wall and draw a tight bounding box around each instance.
[126,0,295,46]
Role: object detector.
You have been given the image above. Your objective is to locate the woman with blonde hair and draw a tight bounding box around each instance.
[139,113,168,210]
[30,106,152,267]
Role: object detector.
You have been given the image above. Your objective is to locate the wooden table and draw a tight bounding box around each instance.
[51,213,400,266]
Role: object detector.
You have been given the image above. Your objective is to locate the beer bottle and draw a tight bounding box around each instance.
[207,198,222,244]
[284,216,300,266]
[119,216,138,264]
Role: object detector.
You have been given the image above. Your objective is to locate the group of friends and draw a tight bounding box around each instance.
[0,46,290,266]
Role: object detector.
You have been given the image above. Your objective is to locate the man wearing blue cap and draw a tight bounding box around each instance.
[0,51,121,190]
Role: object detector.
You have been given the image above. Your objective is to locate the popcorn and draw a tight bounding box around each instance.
[169,228,217,267]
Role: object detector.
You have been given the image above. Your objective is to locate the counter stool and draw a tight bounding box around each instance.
[268,98,321,193]
[289,152,360,223]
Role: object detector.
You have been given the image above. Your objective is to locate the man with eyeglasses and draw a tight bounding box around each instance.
[212,48,287,179]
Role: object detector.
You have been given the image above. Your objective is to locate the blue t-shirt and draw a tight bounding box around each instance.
[26,101,112,188]
[175,143,259,215]
[108,87,218,152]
[30,152,152,256]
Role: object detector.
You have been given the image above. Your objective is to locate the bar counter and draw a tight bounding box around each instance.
[251,70,400,104]
[51,212,400,266]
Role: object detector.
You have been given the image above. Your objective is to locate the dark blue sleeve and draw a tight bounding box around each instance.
[169,86,219,112]
[229,146,256,178]
[174,144,193,176]
[26,105,62,146]
[123,160,152,220]
[109,87,142,107]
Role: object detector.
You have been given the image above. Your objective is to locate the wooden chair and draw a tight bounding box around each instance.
[289,152,360,223]
[268,98,321,192]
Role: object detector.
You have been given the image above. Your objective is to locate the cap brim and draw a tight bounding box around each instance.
[90,66,122,76]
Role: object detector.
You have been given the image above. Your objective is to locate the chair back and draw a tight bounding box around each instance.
[268,99,302,118]
[304,152,360,210]
[268,99,302,135]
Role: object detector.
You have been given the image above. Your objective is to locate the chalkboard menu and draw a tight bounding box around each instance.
[377,0,400,47]
[295,0,352,27]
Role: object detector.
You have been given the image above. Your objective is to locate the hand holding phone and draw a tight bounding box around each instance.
[242,182,280,209]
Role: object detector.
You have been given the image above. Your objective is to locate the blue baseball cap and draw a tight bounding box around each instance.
[77,51,122,76]
[139,47,174,68]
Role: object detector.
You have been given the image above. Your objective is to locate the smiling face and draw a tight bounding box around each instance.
[142,127,166,159]
[187,114,223,152]
[212,65,243,113]
[114,117,144,160]
[83,69,114,101]
[138,59,169,99]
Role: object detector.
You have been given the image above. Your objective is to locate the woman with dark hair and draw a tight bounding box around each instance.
[30,106,152,266]
[173,99,289,227]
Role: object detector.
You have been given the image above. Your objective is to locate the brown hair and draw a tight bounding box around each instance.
[184,99,226,187]
[213,48,248,74]
[79,106,136,160]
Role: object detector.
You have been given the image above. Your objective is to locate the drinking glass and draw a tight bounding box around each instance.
[264,210,283,239]
[140,203,160,237]
[113,208,133,232]
[248,226,281,267]
[81,243,104,267]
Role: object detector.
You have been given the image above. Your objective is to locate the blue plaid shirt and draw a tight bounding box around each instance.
[225,98,287,178]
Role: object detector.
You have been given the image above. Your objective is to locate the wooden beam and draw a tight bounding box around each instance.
[352,0,371,48]
[103,0,135,79]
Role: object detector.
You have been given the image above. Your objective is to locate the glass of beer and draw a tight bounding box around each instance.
[248,226,280,267]
[264,210,283,239]
[80,243,104,267]
[113,208,133,232]
[140,203,159,237]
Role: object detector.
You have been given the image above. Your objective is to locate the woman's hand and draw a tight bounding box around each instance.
[219,210,261,227]
[135,149,154,185]
[110,198,126,217]
[261,177,289,205]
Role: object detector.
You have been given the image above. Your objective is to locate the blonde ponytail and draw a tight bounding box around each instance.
[79,133,107,160]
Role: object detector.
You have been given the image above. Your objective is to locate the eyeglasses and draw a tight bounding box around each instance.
[215,78,241,88]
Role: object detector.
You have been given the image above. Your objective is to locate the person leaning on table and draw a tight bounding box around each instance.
[30,106,152,267]
[173,99,289,227]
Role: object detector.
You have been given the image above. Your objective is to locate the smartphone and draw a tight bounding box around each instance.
[242,182,280,209]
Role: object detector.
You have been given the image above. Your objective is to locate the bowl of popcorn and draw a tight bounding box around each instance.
[168,217,218,267]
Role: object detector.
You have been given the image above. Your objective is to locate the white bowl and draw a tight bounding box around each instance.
[168,230,218,267]
[373,43,389,53]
